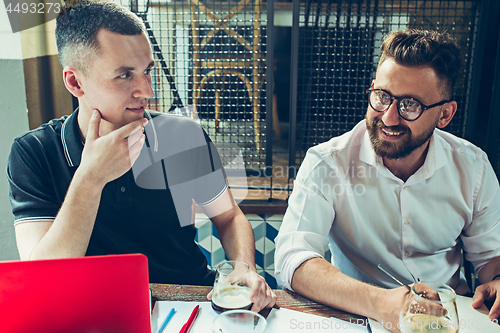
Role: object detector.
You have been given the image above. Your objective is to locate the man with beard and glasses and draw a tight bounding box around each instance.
[275,29,500,331]
[6,0,276,312]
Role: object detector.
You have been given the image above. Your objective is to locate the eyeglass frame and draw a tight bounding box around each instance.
[366,87,450,121]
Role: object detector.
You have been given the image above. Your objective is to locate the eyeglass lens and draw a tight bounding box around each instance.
[370,90,422,120]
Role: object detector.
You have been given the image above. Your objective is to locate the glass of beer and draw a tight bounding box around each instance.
[211,260,253,313]
[399,281,459,333]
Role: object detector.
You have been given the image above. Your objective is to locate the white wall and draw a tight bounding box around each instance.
[0,8,29,260]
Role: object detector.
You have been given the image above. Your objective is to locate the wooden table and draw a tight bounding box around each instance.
[150,283,364,323]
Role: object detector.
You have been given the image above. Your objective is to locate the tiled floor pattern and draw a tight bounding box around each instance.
[194,213,331,289]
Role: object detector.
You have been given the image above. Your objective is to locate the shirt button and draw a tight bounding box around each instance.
[121,187,126,192]
[404,220,410,225]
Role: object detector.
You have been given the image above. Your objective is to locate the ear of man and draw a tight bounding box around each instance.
[437,101,458,129]
[62,66,84,98]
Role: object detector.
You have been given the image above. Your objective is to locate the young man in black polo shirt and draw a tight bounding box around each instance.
[7,0,276,312]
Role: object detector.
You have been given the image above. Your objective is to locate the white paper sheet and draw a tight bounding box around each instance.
[456,295,500,332]
[152,301,217,333]
[367,295,500,333]
[152,301,368,333]
[265,307,367,332]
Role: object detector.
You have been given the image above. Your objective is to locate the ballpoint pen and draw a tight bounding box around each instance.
[157,308,176,333]
[377,264,412,291]
[365,317,373,333]
[179,305,200,333]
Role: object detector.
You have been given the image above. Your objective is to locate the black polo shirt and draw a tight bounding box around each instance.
[7,109,227,285]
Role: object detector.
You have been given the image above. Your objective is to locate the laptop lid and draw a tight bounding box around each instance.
[0,253,151,333]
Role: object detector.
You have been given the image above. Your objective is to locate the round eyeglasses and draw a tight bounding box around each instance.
[366,88,450,121]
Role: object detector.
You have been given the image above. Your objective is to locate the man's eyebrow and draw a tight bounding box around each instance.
[113,61,155,75]
[113,66,134,75]
[376,86,426,103]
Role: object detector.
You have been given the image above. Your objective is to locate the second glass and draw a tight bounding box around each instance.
[399,281,459,333]
[212,260,253,313]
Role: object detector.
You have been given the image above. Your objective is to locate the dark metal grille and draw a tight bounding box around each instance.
[122,0,269,171]
[293,0,480,169]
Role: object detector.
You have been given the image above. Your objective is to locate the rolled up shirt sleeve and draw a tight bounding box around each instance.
[461,153,500,274]
[274,150,335,291]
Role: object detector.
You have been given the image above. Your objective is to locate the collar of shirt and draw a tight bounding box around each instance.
[60,108,84,168]
[358,121,448,184]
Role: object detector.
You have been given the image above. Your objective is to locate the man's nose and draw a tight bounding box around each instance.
[133,74,154,100]
[381,99,401,127]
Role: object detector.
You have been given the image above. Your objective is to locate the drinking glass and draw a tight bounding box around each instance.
[211,260,253,313]
[212,309,266,333]
[399,281,459,333]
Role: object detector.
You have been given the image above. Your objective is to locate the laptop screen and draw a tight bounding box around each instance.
[0,253,151,333]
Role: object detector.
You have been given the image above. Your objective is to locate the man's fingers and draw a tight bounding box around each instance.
[249,286,263,312]
[252,288,277,312]
[127,125,144,146]
[115,118,148,139]
[86,109,101,142]
[248,275,276,312]
[472,285,488,308]
[248,276,264,312]
[488,296,500,320]
[268,290,277,308]
[415,283,441,301]
[472,282,500,320]
[128,134,146,165]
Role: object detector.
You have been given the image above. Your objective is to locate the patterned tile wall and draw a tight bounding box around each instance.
[194,213,331,290]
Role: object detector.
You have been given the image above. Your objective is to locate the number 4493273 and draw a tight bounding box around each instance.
[5,2,61,14]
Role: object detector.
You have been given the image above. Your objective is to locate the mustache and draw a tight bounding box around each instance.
[372,117,409,134]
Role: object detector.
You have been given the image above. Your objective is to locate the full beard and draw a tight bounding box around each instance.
[366,116,439,160]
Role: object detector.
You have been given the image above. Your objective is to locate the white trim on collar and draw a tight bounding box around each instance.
[60,117,74,167]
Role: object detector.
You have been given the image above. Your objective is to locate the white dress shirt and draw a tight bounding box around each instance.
[275,120,500,295]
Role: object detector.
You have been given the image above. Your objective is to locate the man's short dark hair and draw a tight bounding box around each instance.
[56,0,146,74]
[378,29,461,99]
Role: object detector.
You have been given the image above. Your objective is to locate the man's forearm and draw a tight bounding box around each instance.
[28,169,104,260]
[216,212,256,271]
[291,257,407,325]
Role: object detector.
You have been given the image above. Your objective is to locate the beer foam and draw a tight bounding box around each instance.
[213,287,251,309]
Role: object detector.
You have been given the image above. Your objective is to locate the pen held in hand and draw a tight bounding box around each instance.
[377,264,412,291]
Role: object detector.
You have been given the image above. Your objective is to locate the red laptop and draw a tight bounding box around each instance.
[0,253,151,333]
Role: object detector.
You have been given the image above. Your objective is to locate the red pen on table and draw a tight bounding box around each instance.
[178,305,200,333]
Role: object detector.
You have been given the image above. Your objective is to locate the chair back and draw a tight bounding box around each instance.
[189,0,266,148]
[189,0,263,79]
